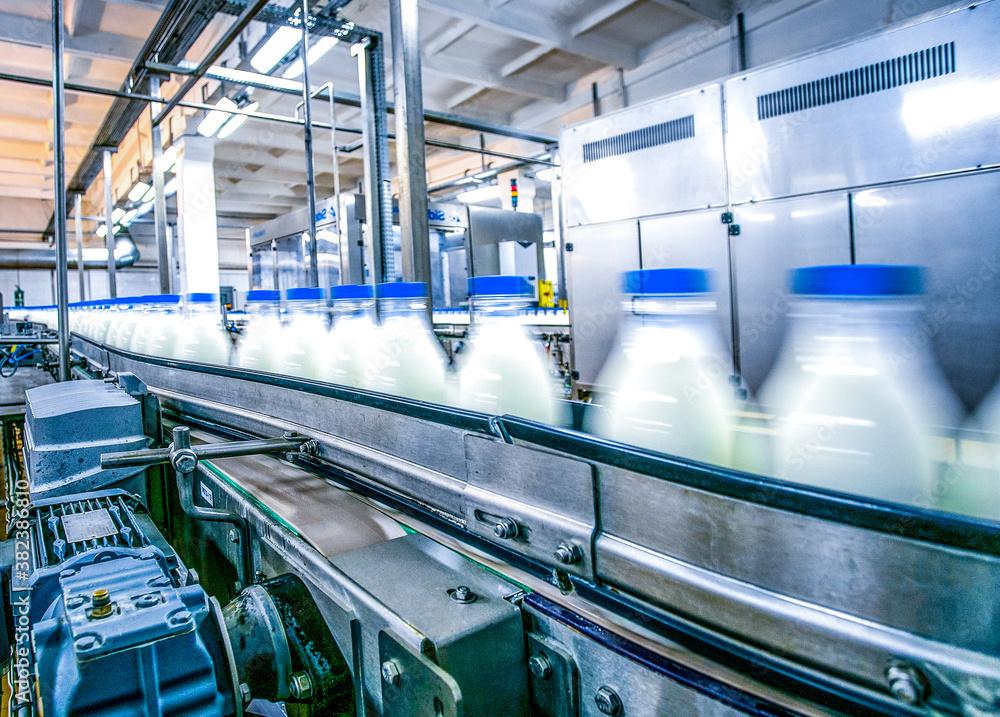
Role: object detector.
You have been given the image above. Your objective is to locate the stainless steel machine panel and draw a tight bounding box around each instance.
[467,206,544,279]
[852,170,1000,410]
[725,1,1000,202]
[566,220,640,388]
[639,210,735,357]
[731,194,851,392]
[561,84,727,227]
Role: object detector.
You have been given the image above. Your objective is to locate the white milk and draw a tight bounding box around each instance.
[457,276,557,424]
[233,290,284,373]
[171,293,231,365]
[587,269,736,466]
[130,295,180,355]
[364,283,445,403]
[278,288,328,380]
[322,285,378,388]
[760,265,960,508]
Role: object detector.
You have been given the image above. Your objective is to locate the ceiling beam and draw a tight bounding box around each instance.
[422,55,567,102]
[420,0,640,68]
[0,10,144,64]
[571,0,641,36]
[424,19,478,56]
[647,0,732,25]
[0,187,55,200]
[500,44,554,77]
[446,84,487,109]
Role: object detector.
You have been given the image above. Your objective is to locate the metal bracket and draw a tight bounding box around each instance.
[379,630,462,717]
[526,632,579,717]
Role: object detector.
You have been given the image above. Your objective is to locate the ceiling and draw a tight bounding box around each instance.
[0,0,731,241]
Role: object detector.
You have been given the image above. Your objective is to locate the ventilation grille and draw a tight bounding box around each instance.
[756,41,955,121]
[583,114,695,163]
[34,494,150,567]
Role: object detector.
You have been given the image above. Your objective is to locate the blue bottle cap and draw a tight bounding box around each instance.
[376,282,428,299]
[623,268,712,295]
[790,265,923,296]
[246,290,280,302]
[187,292,217,303]
[331,284,374,300]
[467,275,534,297]
[144,294,180,304]
[286,287,325,301]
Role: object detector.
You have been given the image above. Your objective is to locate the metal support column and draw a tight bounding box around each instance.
[52,0,70,381]
[150,76,171,294]
[102,148,117,298]
[300,0,320,288]
[354,35,394,285]
[389,0,431,292]
[74,194,85,301]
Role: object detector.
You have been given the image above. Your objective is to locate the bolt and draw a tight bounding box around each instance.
[450,585,477,603]
[381,660,401,688]
[136,594,159,608]
[493,517,519,540]
[595,686,623,716]
[173,451,197,474]
[289,671,313,700]
[66,595,86,609]
[75,635,98,651]
[90,589,113,619]
[239,683,252,706]
[228,528,240,544]
[528,654,551,680]
[886,664,927,705]
[554,541,582,565]
[169,610,192,625]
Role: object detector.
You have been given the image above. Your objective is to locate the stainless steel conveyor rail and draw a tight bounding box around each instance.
[70,332,1000,717]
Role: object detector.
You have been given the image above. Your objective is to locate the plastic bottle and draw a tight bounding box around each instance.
[322,284,378,388]
[457,276,557,423]
[278,288,328,379]
[760,264,961,508]
[134,294,181,356]
[88,300,117,343]
[106,297,144,348]
[587,268,737,465]
[233,290,284,373]
[365,282,446,403]
[171,293,231,365]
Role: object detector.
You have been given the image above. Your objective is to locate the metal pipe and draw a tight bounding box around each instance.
[390,0,431,292]
[300,0,320,289]
[74,195,85,301]
[356,38,393,284]
[102,149,117,298]
[151,0,271,127]
[150,76,171,294]
[52,0,70,382]
[737,12,748,72]
[100,433,308,469]
[0,236,140,270]
[427,153,551,194]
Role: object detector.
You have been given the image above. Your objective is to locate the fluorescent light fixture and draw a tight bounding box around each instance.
[250,26,301,73]
[456,185,502,204]
[96,224,107,238]
[534,168,559,183]
[158,145,178,173]
[140,185,156,202]
[206,66,303,93]
[113,224,122,235]
[128,181,150,202]
[135,201,155,218]
[281,36,339,79]
[217,102,259,139]
[198,96,238,137]
[121,209,139,226]
[111,208,126,224]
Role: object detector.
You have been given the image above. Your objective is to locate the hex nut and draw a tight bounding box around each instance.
[289,671,313,700]
[554,541,582,565]
[381,660,401,688]
[595,686,623,716]
[493,517,519,540]
[528,654,551,680]
[450,585,477,604]
[886,663,927,705]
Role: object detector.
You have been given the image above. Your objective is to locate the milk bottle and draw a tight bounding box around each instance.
[171,293,231,365]
[233,290,284,373]
[88,300,117,343]
[760,264,960,508]
[587,268,737,465]
[134,294,181,356]
[107,297,143,348]
[278,288,328,379]
[364,282,445,403]
[457,276,557,423]
[322,284,377,388]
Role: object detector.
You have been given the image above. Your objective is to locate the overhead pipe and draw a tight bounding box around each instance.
[0,236,140,271]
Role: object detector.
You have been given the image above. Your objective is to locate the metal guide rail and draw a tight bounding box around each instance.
[70,333,1000,716]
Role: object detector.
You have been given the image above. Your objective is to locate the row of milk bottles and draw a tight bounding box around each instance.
[586,265,1000,520]
[233,279,559,423]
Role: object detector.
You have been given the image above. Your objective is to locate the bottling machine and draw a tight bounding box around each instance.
[0,2,998,716]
